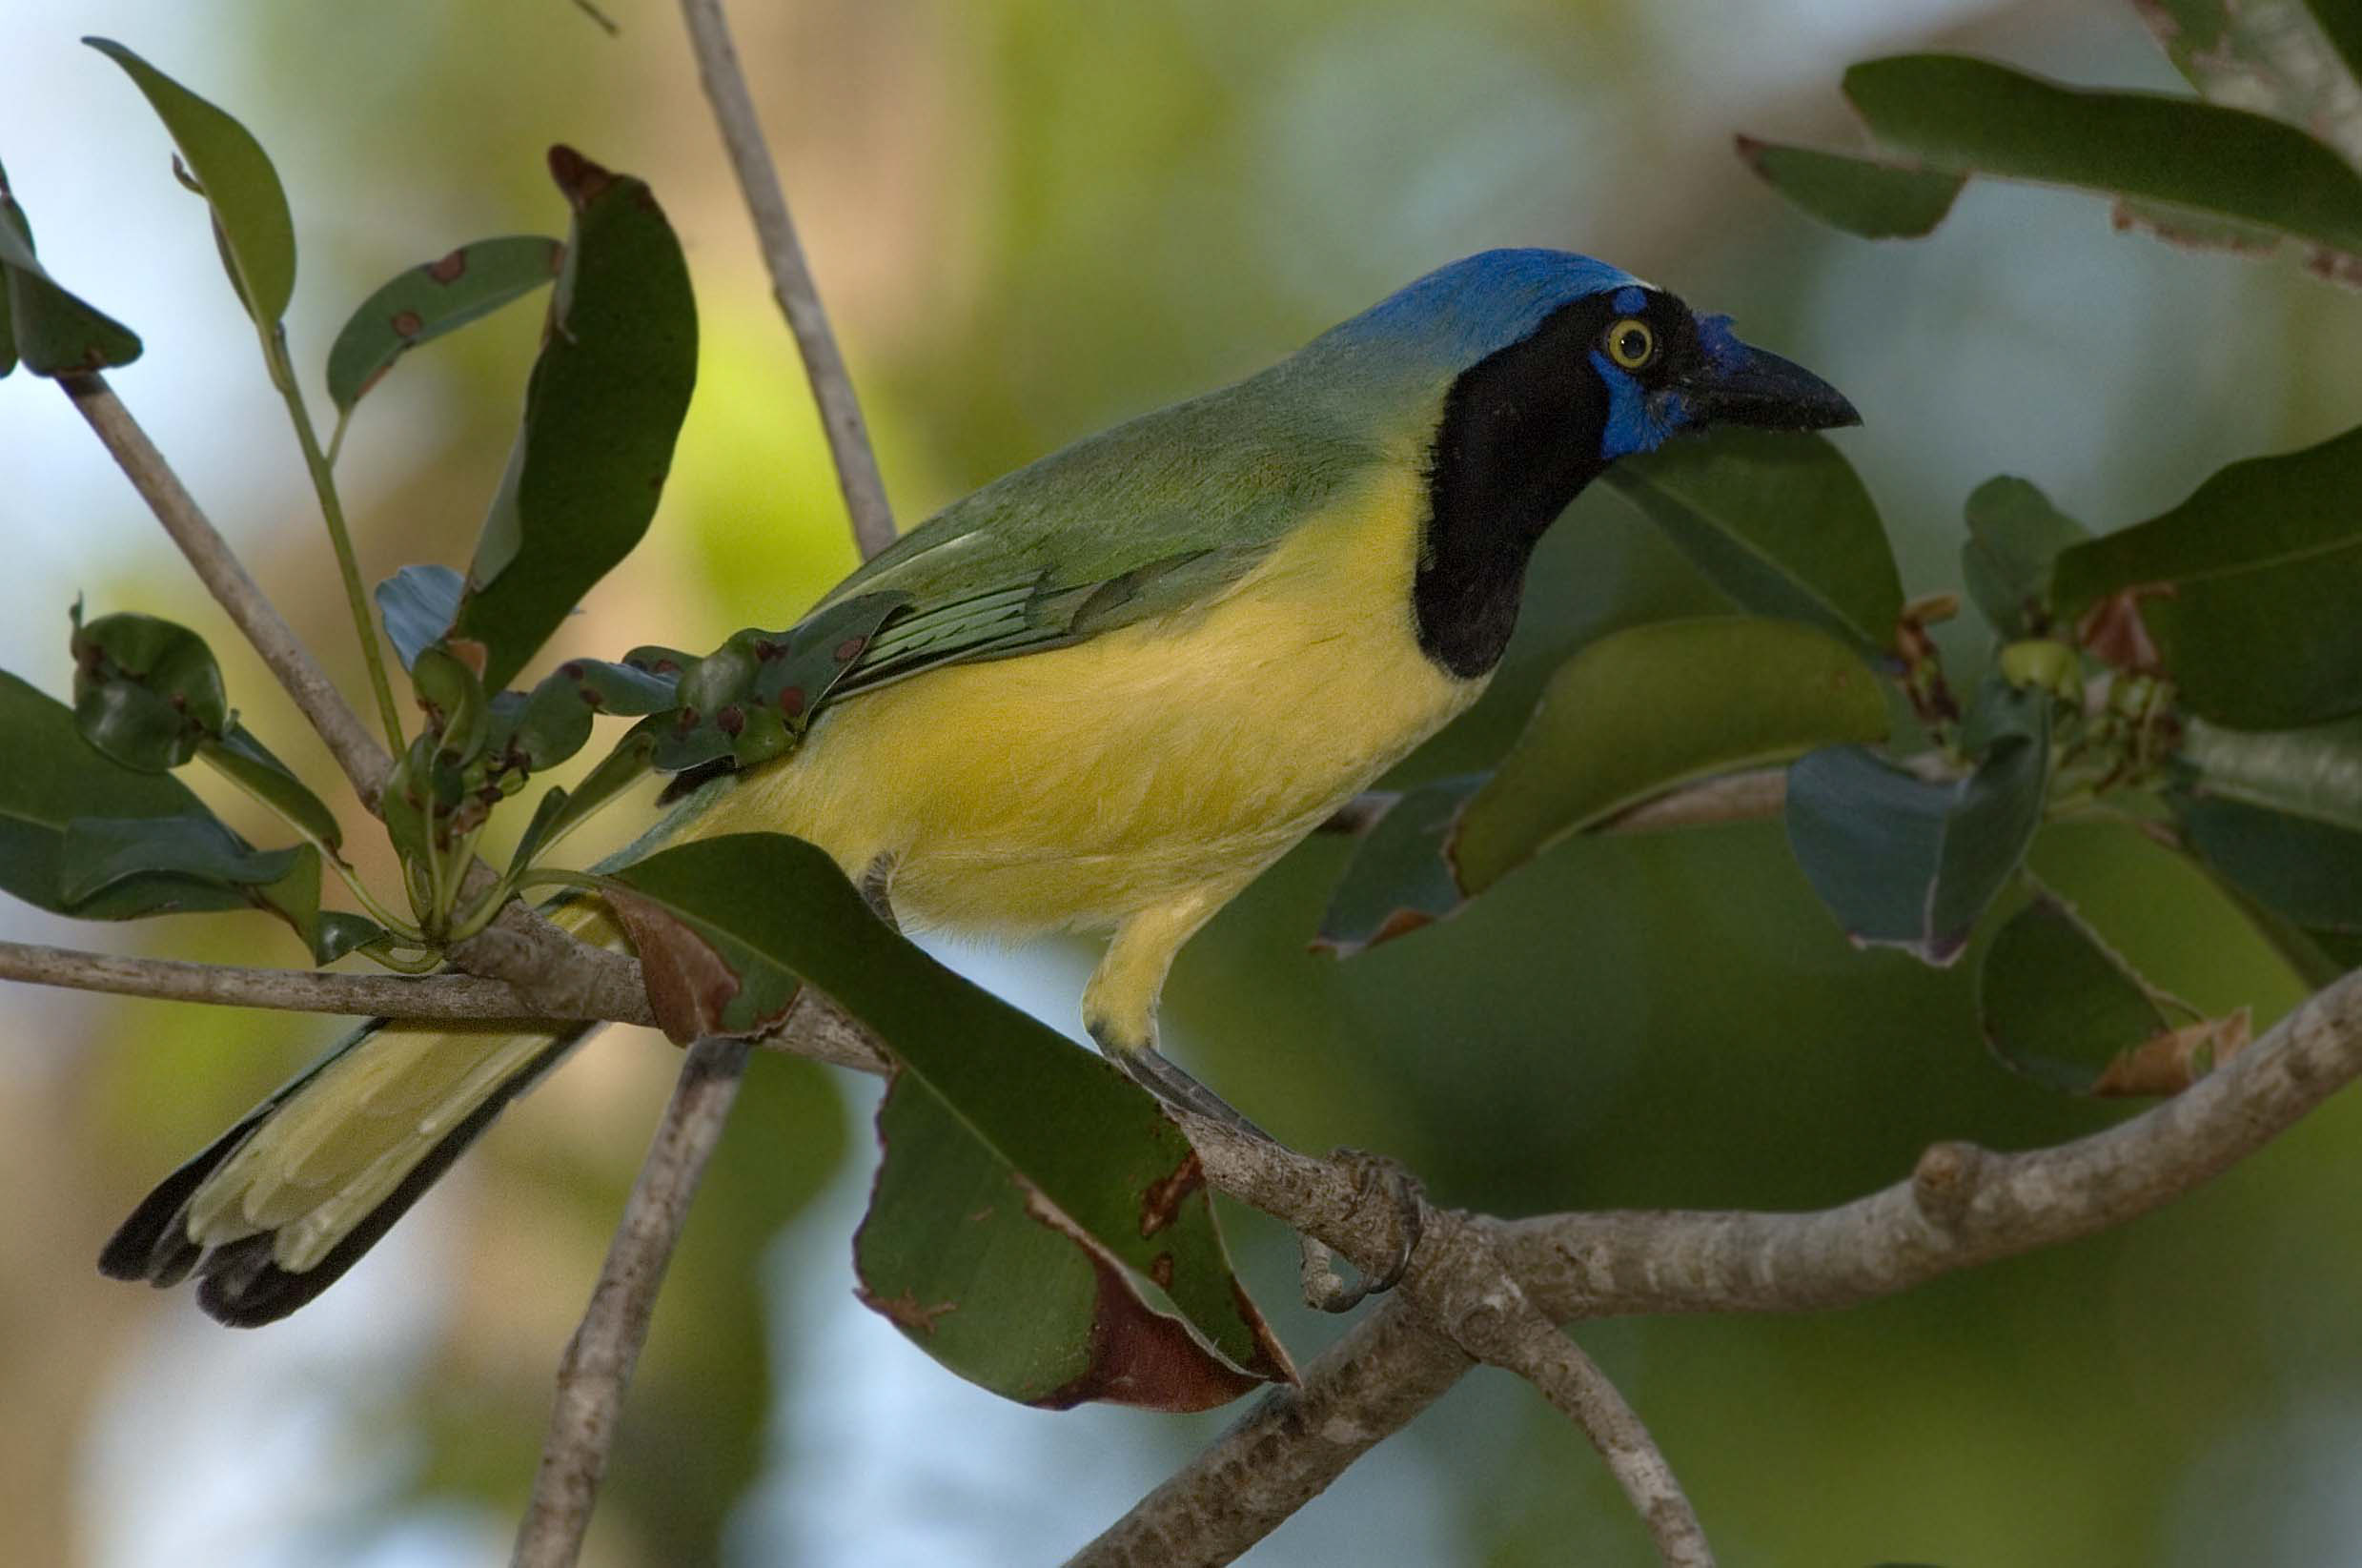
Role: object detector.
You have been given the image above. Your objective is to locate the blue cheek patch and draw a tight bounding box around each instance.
[1694,312,1744,372]
[1611,285,1648,316]
[1590,352,1691,459]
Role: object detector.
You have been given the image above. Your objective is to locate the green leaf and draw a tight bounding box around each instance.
[86,38,296,324]
[58,815,303,906]
[312,910,389,966]
[2181,714,2362,836]
[2181,794,2362,931]
[409,645,490,768]
[1841,54,2362,265]
[69,606,228,771]
[1961,477,2090,640]
[491,657,680,777]
[602,833,1291,1409]
[1785,685,2051,965]
[0,158,142,377]
[1314,776,1486,957]
[1452,617,1888,894]
[449,148,698,691]
[1734,136,1965,239]
[0,671,271,920]
[644,595,909,776]
[202,723,342,850]
[325,234,562,416]
[1602,428,1904,652]
[1979,892,2190,1093]
[2052,424,2362,727]
[375,564,464,671]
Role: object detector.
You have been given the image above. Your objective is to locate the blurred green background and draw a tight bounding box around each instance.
[4,1,2359,1563]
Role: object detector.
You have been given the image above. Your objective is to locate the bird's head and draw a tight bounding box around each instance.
[1309,249,1858,675]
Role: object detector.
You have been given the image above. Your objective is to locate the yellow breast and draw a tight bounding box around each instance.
[700,459,1479,936]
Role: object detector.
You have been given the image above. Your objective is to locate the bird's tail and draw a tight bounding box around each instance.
[99,758,872,1327]
[98,892,625,1327]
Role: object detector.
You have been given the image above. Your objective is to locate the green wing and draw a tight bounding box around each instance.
[816,370,1386,697]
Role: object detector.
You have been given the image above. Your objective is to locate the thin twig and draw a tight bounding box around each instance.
[58,373,395,809]
[1476,1306,1712,1567]
[513,1036,751,1568]
[677,0,898,560]
[0,936,651,1024]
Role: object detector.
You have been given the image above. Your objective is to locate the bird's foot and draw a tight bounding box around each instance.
[1298,1148,1425,1313]
[1103,1043,1423,1313]
[1113,1044,1273,1142]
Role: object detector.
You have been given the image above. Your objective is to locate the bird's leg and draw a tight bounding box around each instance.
[1084,898,1422,1305]
[1093,1023,1273,1142]
[1083,892,1272,1140]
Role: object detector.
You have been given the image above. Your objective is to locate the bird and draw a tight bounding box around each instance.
[100,248,1858,1325]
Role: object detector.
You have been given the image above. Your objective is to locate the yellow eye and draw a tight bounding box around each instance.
[1604,317,1655,370]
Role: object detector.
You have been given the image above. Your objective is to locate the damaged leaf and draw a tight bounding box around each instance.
[0,158,143,377]
[448,148,698,691]
[599,833,1290,1409]
[326,234,562,416]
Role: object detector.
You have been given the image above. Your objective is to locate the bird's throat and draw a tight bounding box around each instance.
[1412,335,1611,679]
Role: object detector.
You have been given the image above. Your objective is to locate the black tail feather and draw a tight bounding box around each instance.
[101,1022,595,1328]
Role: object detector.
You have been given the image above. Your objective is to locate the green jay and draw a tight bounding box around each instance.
[103,248,1857,1324]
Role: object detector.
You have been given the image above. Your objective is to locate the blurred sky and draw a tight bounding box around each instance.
[9,2,2362,1565]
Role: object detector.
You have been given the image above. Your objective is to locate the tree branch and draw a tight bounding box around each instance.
[0,936,651,1025]
[513,1034,751,1568]
[1090,963,2362,1564]
[1472,1301,1711,1567]
[58,372,396,810]
[1504,963,2362,1320]
[677,0,898,560]
[1064,1297,1470,1568]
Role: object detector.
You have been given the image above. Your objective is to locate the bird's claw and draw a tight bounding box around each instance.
[1300,1148,1424,1313]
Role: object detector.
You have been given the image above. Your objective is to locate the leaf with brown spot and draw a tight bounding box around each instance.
[1138,1151,1202,1238]
[602,834,1291,1407]
[0,156,143,377]
[325,234,563,417]
[451,151,697,692]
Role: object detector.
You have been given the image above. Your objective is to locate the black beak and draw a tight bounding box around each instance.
[1681,342,1860,432]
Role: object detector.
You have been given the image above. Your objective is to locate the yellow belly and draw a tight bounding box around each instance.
[696,462,1479,935]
